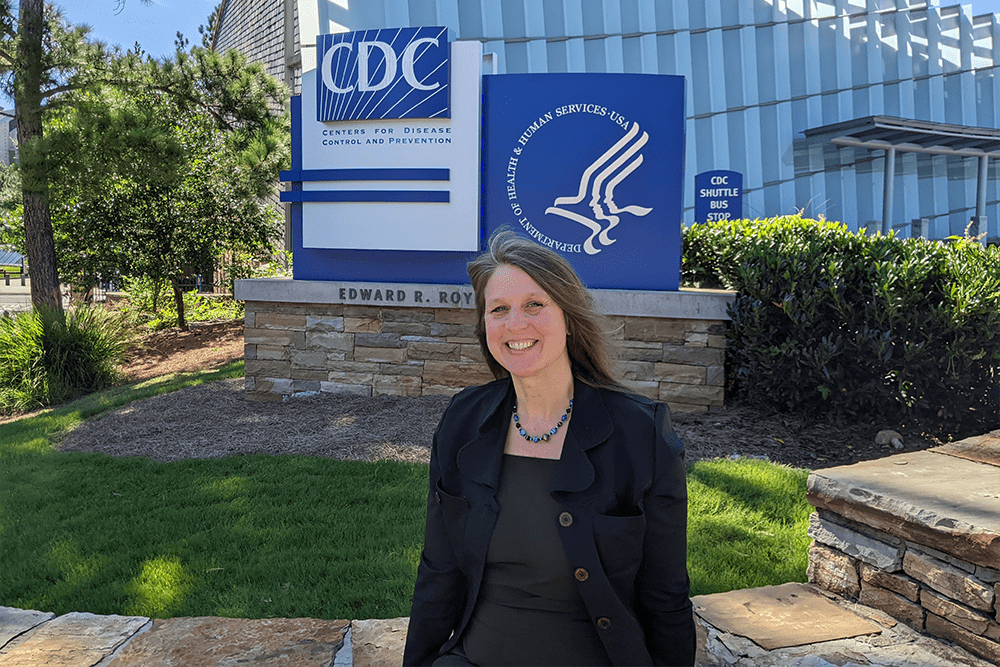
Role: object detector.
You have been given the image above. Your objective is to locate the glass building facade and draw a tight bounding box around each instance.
[215,0,1000,238]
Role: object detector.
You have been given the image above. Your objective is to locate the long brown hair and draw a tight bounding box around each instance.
[467,229,620,389]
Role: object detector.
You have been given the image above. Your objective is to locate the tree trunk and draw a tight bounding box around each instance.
[171,278,187,331]
[15,0,62,312]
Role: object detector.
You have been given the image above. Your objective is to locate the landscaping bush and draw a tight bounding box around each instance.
[117,276,243,330]
[0,306,132,413]
[683,216,1000,438]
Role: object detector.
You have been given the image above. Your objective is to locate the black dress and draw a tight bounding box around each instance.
[452,453,612,667]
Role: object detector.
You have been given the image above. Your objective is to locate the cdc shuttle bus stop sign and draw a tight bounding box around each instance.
[695,170,743,223]
[282,27,686,291]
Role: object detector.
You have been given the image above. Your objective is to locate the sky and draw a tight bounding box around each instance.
[55,0,216,59]
[0,0,214,108]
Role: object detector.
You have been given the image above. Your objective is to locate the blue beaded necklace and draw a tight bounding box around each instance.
[512,399,573,443]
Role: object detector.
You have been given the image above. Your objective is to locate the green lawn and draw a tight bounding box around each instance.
[687,458,812,595]
[1,364,812,619]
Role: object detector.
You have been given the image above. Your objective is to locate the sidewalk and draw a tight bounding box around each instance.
[2,585,993,667]
[0,277,74,314]
[0,274,31,314]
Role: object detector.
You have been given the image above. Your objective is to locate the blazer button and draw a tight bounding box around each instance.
[434,491,442,504]
[574,568,589,582]
[558,511,573,527]
[596,616,612,630]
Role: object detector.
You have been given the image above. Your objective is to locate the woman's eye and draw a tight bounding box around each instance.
[490,305,508,314]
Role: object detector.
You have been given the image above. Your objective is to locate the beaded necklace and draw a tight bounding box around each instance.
[512,399,573,443]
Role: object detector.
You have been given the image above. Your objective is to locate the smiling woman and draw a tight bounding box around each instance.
[403,230,696,667]
[467,230,619,389]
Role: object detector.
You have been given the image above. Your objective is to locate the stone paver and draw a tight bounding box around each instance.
[0,607,54,648]
[806,432,1000,664]
[0,611,149,667]
[350,617,408,667]
[693,583,881,651]
[4,586,995,666]
[694,587,996,667]
[107,615,349,667]
[932,429,1000,467]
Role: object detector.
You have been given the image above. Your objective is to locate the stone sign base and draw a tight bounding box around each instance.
[235,279,733,413]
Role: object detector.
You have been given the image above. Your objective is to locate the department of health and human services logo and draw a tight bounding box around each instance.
[483,73,686,290]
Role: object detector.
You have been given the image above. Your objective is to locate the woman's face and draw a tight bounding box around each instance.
[483,264,570,381]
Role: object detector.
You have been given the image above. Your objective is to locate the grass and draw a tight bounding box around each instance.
[687,458,812,596]
[1,363,813,619]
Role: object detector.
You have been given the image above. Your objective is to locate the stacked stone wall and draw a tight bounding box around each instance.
[242,301,726,412]
[807,509,1000,664]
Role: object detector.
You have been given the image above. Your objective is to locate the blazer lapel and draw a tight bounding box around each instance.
[455,380,512,493]
[550,380,613,495]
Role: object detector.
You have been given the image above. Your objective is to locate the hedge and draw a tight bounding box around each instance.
[682,216,999,438]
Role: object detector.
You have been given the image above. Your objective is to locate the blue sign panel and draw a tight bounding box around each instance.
[482,73,686,290]
[695,170,743,222]
[316,26,450,122]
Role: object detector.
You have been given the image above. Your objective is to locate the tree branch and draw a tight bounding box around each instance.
[40,81,78,98]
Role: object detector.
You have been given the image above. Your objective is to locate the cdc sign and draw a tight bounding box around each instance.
[282,28,481,271]
[284,27,687,290]
[316,27,450,122]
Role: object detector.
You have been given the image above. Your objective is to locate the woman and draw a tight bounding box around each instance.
[403,230,695,667]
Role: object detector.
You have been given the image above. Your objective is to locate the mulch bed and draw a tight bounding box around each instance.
[55,378,941,468]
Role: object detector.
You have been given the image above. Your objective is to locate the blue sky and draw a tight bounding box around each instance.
[55,0,216,59]
[966,0,1000,16]
[0,0,213,108]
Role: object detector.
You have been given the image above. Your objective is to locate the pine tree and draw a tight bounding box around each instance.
[47,48,289,330]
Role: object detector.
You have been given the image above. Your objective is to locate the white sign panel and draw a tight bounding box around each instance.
[295,38,481,252]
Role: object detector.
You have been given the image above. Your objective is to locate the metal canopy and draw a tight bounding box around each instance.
[804,115,1000,234]
[0,250,23,267]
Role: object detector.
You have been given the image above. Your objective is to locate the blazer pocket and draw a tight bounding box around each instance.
[435,478,470,556]
[593,512,645,583]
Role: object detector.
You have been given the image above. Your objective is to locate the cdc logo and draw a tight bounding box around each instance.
[316,27,450,122]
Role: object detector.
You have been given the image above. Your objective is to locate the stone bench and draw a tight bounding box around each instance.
[806,430,1000,664]
[7,596,994,667]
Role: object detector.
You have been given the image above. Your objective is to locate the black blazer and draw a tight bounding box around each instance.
[403,380,695,665]
[403,377,696,667]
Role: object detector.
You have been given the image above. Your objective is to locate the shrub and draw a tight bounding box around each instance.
[683,216,1000,438]
[117,276,243,330]
[0,306,133,413]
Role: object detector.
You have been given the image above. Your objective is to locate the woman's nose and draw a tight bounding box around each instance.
[506,307,527,328]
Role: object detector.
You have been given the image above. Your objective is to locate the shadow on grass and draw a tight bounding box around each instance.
[1,360,429,620]
[686,459,812,596]
[1,448,427,620]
